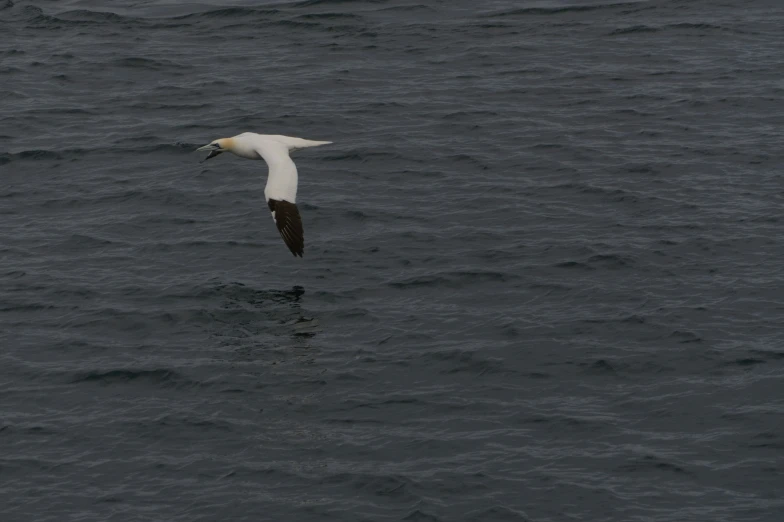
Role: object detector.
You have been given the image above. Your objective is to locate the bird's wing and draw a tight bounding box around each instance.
[267,199,304,257]
[250,137,304,257]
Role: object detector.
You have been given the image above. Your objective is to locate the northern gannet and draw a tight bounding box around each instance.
[196,133,332,257]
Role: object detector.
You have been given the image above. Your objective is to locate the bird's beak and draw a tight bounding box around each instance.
[196,143,222,161]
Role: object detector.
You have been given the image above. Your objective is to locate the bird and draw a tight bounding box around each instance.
[196,133,332,257]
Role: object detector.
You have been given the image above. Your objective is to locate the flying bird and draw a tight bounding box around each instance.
[196,133,332,257]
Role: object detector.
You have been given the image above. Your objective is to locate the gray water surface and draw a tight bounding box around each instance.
[1,0,783,520]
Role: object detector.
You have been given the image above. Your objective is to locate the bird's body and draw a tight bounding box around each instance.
[197,133,332,257]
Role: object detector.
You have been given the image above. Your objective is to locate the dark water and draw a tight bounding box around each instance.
[2,0,783,520]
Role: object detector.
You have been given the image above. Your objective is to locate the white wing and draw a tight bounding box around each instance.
[247,135,299,203]
[246,135,304,257]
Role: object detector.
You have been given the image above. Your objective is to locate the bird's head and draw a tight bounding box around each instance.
[196,138,233,161]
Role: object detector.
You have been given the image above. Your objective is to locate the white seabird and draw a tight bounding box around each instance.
[196,133,332,257]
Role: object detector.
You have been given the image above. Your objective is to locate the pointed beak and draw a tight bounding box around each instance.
[196,143,222,161]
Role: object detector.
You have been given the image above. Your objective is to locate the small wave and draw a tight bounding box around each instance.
[57,234,114,250]
[324,152,364,162]
[612,22,742,37]
[3,142,196,164]
[583,313,645,325]
[113,57,187,70]
[609,24,658,35]
[12,4,44,20]
[548,182,645,202]
[263,19,321,29]
[377,4,437,13]
[444,154,487,168]
[0,302,57,313]
[320,473,417,500]
[3,149,63,161]
[748,432,784,449]
[403,509,441,522]
[20,6,146,27]
[127,102,209,111]
[390,270,517,289]
[343,209,369,220]
[323,417,384,425]
[466,505,530,521]
[424,349,510,376]
[483,1,640,17]
[297,12,364,20]
[726,358,765,367]
[324,150,402,163]
[622,314,645,324]
[56,9,140,24]
[333,307,372,320]
[182,7,279,19]
[668,22,726,31]
[144,415,236,433]
[41,191,142,209]
[71,368,181,385]
[0,424,59,436]
[749,349,784,360]
[668,330,702,344]
[582,359,619,374]
[293,0,388,7]
[16,106,94,115]
[442,110,499,120]
[617,455,692,475]
[586,253,636,269]
[554,260,593,270]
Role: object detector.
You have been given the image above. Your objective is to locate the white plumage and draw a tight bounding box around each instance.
[196,133,332,257]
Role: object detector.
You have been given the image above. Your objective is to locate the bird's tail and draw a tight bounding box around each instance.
[298,139,333,148]
[270,135,333,151]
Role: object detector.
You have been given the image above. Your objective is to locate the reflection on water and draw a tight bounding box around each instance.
[208,281,321,360]
[279,286,321,338]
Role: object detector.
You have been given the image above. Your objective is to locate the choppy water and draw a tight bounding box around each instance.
[2,0,783,520]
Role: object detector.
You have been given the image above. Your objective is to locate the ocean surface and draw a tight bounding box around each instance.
[1,0,783,520]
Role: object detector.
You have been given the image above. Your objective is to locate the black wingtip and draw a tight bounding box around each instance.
[268,199,305,259]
